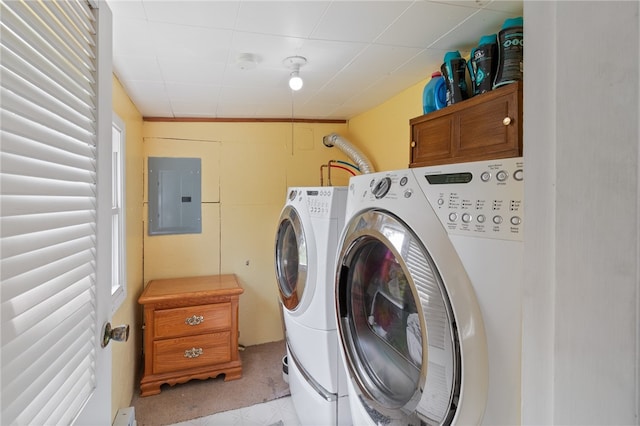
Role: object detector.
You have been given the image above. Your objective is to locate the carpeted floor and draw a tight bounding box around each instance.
[131,340,290,425]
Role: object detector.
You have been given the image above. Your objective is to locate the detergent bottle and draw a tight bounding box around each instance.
[422,71,447,114]
[468,34,498,95]
[440,51,469,105]
[494,16,524,88]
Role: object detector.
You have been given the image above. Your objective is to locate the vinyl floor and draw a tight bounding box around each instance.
[168,396,300,426]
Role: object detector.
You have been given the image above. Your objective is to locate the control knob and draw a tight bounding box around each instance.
[372,177,392,199]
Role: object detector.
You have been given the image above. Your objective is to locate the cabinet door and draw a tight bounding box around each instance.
[456,89,520,160]
[411,114,455,165]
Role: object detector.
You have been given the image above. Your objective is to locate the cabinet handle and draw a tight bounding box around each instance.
[184,347,203,358]
[503,117,512,126]
[185,315,204,326]
[411,141,416,148]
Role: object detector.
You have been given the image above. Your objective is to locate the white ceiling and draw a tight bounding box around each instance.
[107,0,523,120]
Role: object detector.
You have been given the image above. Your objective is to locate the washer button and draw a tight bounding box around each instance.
[404,189,413,198]
[481,171,491,182]
[448,212,458,222]
[477,214,486,223]
[511,216,522,225]
[400,176,408,186]
[514,169,524,181]
[437,198,444,206]
[496,170,508,182]
[493,215,503,224]
[462,213,472,223]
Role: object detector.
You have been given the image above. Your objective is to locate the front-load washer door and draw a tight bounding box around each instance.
[275,204,308,311]
[336,209,464,425]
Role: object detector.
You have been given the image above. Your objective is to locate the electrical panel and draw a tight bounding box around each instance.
[148,157,201,235]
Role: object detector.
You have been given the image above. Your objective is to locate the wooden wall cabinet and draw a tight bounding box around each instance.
[138,274,243,396]
[409,81,522,168]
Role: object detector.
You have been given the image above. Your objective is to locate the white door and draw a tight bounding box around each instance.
[74,290,112,425]
[75,2,113,422]
[0,1,113,424]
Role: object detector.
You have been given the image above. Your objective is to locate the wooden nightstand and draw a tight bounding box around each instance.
[138,274,243,396]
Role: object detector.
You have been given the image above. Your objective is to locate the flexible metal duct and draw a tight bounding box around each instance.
[322,133,375,174]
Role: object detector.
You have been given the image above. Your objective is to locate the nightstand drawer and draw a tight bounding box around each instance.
[153,332,232,374]
[154,302,231,339]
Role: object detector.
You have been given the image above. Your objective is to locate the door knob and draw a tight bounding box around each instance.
[101,322,130,348]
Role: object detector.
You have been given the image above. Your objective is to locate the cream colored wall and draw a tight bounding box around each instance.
[111,75,144,420]
[347,79,426,171]
[141,122,353,346]
[143,138,222,279]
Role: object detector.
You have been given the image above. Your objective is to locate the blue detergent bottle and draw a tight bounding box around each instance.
[422,71,447,114]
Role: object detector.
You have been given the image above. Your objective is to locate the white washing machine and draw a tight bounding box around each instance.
[274,186,351,425]
[335,157,524,425]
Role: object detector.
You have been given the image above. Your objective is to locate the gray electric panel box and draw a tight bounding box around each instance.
[148,157,202,235]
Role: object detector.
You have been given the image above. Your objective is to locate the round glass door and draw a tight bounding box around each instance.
[275,205,307,310]
[346,237,421,405]
[336,209,460,425]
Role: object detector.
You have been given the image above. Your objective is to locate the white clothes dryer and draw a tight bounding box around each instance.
[275,187,351,425]
[335,158,524,425]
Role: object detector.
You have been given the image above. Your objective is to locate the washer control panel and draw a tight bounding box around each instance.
[288,187,347,219]
[413,157,524,241]
[348,158,523,241]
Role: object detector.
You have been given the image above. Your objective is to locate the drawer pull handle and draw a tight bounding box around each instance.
[185,315,204,326]
[184,347,203,359]
[503,116,512,126]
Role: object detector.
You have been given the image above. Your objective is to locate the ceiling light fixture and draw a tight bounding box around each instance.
[289,70,303,91]
[283,56,307,91]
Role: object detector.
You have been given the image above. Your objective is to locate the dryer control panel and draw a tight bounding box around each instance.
[412,157,524,241]
[288,187,348,219]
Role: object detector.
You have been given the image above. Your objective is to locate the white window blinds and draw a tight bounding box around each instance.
[1,1,100,424]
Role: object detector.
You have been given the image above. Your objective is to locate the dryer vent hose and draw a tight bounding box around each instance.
[322,133,375,174]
